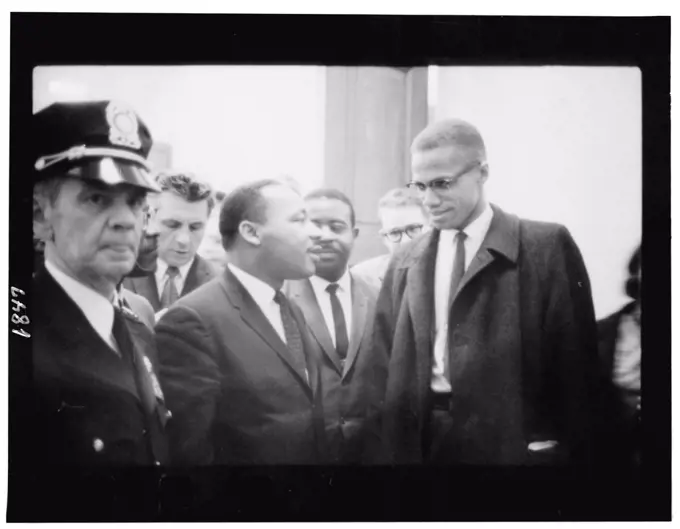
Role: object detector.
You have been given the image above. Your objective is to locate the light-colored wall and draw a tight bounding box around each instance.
[432,66,641,319]
[33,66,327,194]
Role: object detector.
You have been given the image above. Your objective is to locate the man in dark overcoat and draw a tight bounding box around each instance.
[374,118,599,466]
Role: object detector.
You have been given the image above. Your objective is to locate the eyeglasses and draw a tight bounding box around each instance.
[380,223,424,243]
[406,161,482,194]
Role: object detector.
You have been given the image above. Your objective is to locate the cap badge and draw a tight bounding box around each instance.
[106,101,142,149]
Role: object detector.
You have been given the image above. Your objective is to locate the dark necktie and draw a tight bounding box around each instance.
[449,230,468,302]
[160,266,180,309]
[273,290,308,376]
[326,283,349,360]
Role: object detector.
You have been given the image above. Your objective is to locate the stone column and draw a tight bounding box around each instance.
[323,67,428,265]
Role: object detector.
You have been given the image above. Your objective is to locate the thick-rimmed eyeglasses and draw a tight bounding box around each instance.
[380,223,424,243]
[406,161,483,194]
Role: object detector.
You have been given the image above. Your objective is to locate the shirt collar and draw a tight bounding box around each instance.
[156,256,195,283]
[44,259,115,342]
[227,263,278,307]
[440,202,494,243]
[309,268,352,298]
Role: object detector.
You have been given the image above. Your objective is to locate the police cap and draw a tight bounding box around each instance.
[33,100,160,192]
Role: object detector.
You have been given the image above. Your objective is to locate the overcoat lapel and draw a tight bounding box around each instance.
[405,231,440,392]
[449,205,521,310]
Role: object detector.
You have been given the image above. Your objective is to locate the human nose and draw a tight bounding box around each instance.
[421,186,441,208]
[175,226,190,245]
[307,220,323,240]
[110,194,142,231]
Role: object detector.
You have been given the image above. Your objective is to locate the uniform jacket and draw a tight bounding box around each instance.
[123,254,216,312]
[285,273,387,464]
[154,267,329,465]
[30,269,170,466]
[374,204,599,465]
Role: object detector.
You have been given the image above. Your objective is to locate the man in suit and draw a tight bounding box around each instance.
[285,188,386,464]
[352,187,429,290]
[124,171,216,319]
[28,100,171,468]
[155,179,328,465]
[374,118,599,466]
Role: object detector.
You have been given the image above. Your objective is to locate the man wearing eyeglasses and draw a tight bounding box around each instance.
[123,171,217,321]
[374,118,599,467]
[352,187,429,290]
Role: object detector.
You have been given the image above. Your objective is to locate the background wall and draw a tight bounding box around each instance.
[33,66,327,194]
[431,66,642,318]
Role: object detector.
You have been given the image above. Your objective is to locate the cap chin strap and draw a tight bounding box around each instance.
[35,145,150,172]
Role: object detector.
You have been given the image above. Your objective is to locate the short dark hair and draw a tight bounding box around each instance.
[411,118,487,162]
[625,244,641,300]
[304,188,356,227]
[219,179,284,250]
[156,171,215,215]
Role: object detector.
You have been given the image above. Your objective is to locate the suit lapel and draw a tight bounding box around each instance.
[449,204,520,310]
[182,256,205,296]
[221,269,313,395]
[342,275,368,379]
[287,279,343,374]
[405,231,439,389]
[130,275,161,312]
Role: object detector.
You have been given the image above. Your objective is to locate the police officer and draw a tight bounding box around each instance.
[30,100,171,466]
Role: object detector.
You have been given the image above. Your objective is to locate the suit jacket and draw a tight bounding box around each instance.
[285,273,387,464]
[123,254,216,312]
[29,269,170,467]
[374,204,599,465]
[121,287,155,329]
[154,267,329,465]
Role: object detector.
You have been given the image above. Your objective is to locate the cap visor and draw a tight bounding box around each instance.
[64,158,160,192]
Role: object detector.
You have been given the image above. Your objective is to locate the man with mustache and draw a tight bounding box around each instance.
[155,179,329,465]
[285,189,387,464]
[374,118,599,466]
[28,101,171,469]
[124,171,216,320]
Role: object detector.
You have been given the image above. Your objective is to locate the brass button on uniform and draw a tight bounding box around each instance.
[93,438,105,452]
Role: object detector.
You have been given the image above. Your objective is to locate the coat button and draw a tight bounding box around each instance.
[93,438,105,452]
[155,461,161,466]
[166,410,173,420]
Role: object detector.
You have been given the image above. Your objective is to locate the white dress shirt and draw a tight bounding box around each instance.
[308,269,353,347]
[227,263,287,343]
[228,263,309,383]
[44,259,118,352]
[155,257,195,300]
[431,203,494,393]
